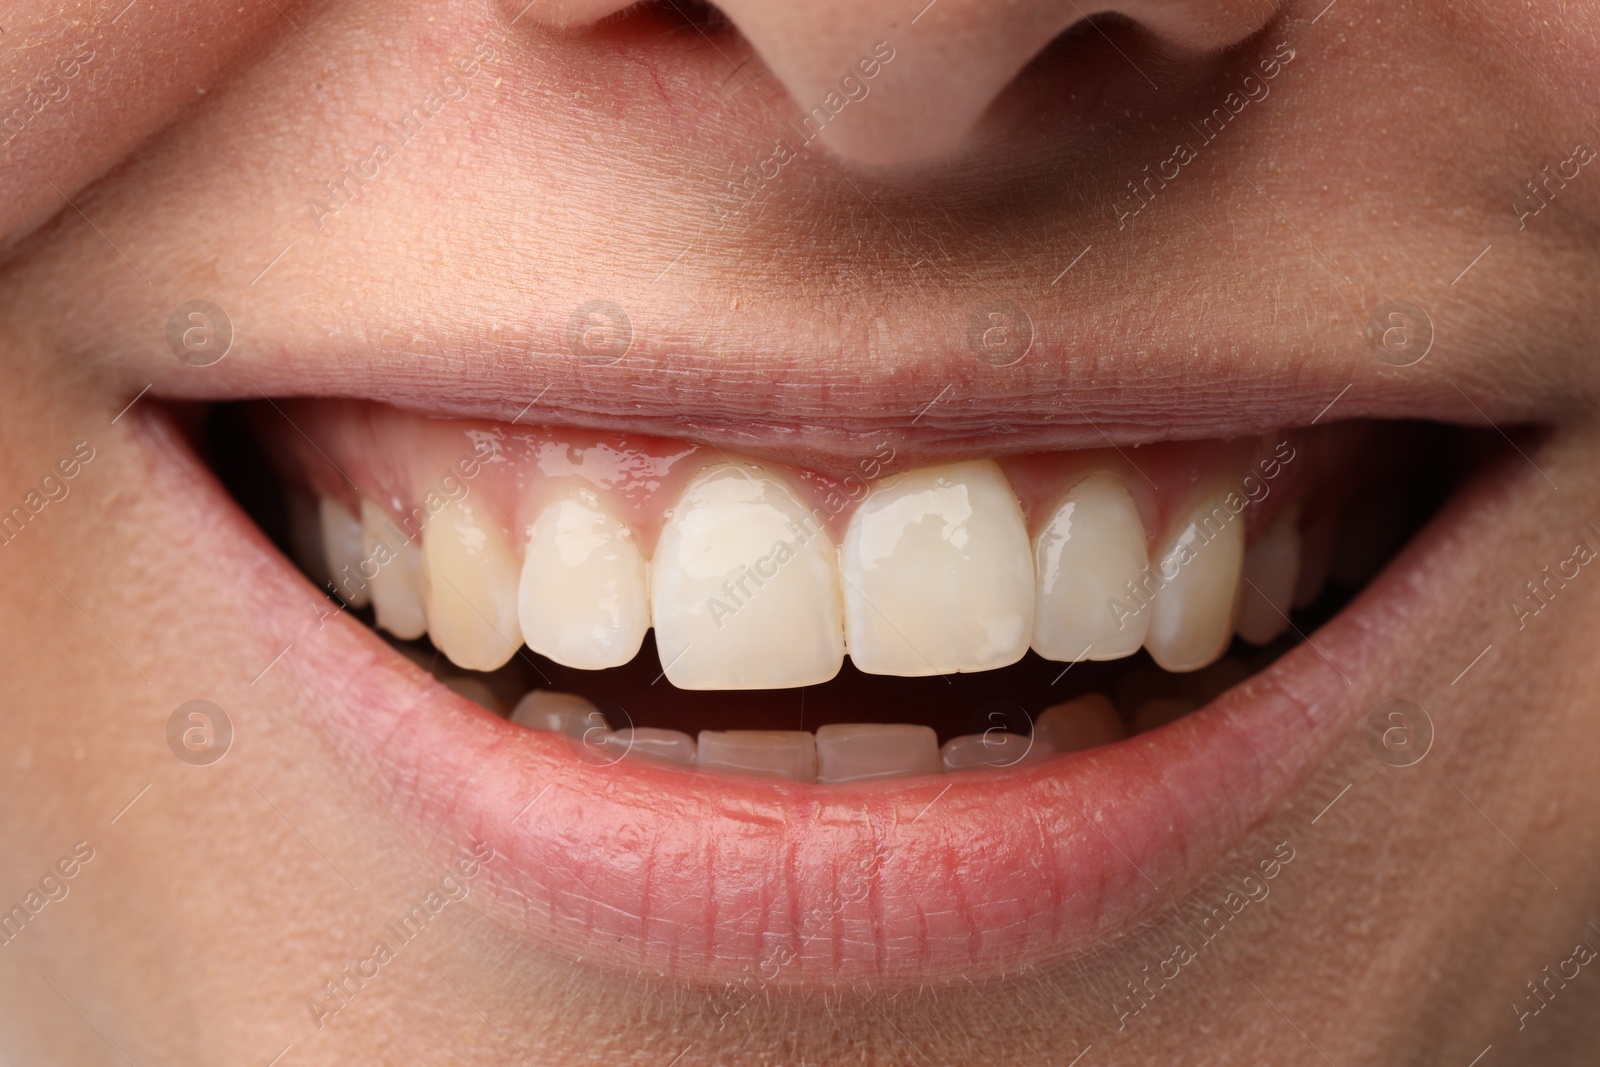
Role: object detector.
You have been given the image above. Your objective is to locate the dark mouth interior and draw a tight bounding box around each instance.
[200,402,1483,743]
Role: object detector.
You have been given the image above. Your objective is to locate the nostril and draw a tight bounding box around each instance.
[505,0,1282,168]
[658,0,733,34]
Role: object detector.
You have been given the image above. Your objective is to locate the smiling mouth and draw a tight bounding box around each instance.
[160,384,1487,984]
[226,397,1446,781]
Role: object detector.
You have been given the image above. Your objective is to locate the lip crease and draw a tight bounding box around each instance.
[170,398,1497,988]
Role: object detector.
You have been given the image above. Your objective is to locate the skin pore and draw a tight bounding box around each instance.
[2,0,1600,1063]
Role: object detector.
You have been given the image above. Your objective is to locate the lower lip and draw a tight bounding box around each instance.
[203,407,1452,988]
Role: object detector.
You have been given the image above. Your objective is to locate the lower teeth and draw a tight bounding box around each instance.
[395,630,1283,784]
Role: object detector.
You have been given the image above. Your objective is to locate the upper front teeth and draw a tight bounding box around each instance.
[1144,488,1246,672]
[421,496,521,671]
[517,490,649,670]
[1032,472,1150,662]
[652,464,845,689]
[841,459,1033,676]
[318,453,1299,684]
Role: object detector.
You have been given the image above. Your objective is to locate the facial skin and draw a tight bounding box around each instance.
[2,0,1600,1063]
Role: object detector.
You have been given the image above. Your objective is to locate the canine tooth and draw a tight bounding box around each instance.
[599,727,697,767]
[362,499,426,639]
[518,492,649,670]
[940,731,1051,772]
[320,497,370,607]
[422,497,521,671]
[1032,473,1150,662]
[696,730,817,781]
[815,724,940,782]
[1035,693,1126,753]
[1236,510,1300,645]
[841,460,1033,676]
[1145,489,1245,672]
[1133,697,1200,733]
[510,690,609,739]
[652,465,844,689]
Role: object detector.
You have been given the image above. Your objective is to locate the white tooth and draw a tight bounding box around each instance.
[1035,693,1126,753]
[600,727,697,767]
[1236,510,1300,646]
[319,497,370,607]
[940,731,1051,772]
[518,491,649,670]
[696,730,817,781]
[652,464,843,689]
[1145,489,1245,672]
[510,690,609,739]
[841,460,1033,676]
[815,723,940,782]
[422,496,521,671]
[1032,473,1150,662]
[362,498,427,639]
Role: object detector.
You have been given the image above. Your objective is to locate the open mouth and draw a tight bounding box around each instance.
[176,389,1482,985]
[228,399,1445,777]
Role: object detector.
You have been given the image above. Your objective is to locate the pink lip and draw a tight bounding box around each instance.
[207,412,1481,989]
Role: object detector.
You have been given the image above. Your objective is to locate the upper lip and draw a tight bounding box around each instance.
[126,321,1556,475]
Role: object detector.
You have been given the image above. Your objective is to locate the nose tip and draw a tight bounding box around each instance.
[515,0,1281,166]
[726,0,1070,166]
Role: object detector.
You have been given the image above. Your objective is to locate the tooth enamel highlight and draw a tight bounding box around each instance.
[362,499,427,639]
[940,731,1050,772]
[517,491,649,670]
[319,496,370,608]
[1035,693,1126,753]
[1237,510,1300,645]
[510,690,609,738]
[841,460,1033,676]
[652,464,844,690]
[1144,489,1245,672]
[1032,473,1150,662]
[815,724,940,782]
[696,730,818,781]
[422,496,521,671]
[600,727,697,767]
